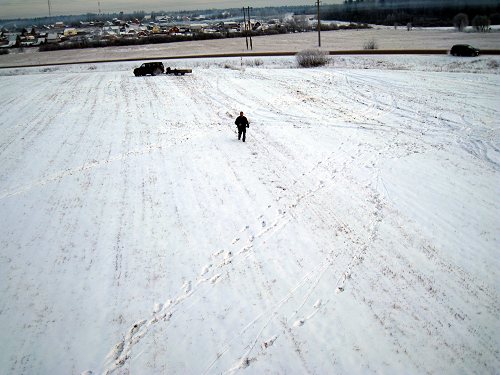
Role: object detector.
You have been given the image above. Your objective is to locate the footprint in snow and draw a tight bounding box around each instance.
[164,311,173,321]
[105,342,124,363]
[335,286,345,294]
[237,244,253,255]
[152,302,163,315]
[240,225,249,232]
[181,280,192,294]
[217,257,232,267]
[230,357,256,371]
[262,335,279,349]
[210,274,221,284]
[163,300,173,310]
[127,319,146,339]
[313,299,322,309]
[262,221,266,228]
[200,263,212,276]
[196,277,209,286]
[232,237,240,244]
[293,318,305,327]
[343,270,351,281]
[212,249,224,259]
[128,328,147,346]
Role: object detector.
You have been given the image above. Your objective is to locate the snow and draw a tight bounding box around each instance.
[0,52,499,375]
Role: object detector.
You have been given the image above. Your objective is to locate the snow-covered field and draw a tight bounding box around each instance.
[1,54,499,375]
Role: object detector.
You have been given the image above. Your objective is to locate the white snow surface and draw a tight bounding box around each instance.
[1,54,499,375]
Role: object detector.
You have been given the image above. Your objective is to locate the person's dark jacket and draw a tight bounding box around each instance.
[235,115,249,128]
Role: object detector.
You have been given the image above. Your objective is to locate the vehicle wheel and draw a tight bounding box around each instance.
[152,68,162,76]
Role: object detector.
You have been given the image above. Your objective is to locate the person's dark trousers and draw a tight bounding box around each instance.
[237,125,246,142]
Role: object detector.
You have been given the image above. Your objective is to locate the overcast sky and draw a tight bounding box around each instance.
[0,0,343,20]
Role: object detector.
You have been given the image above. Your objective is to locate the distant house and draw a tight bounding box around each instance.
[224,22,240,32]
[101,26,122,40]
[20,39,34,47]
[32,37,46,46]
[54,22,65,28]
[168,26,180,35]
[22,27,37,37]
[102,26,121,36]
[151,25,161,34]
[253,22,262,31]
[0,33,21,48]
[46,33,61,43]
[189,24,207,32]
[64,28,77,37]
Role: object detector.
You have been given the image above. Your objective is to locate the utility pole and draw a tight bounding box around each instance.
[48,0,52,25]
[242,7,253,50]
[316,0,321,47]
[242,7,247,50]
[98,0,102,21]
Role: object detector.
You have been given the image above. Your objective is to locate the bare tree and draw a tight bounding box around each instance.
[453,13,468,32]
[472,15,490,32]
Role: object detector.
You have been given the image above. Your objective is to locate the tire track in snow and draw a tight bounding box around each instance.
[99,134,369,374]
[91,67,500,374]
[201,137,389,373]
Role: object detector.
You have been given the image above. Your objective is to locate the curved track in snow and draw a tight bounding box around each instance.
[0,60,499,375]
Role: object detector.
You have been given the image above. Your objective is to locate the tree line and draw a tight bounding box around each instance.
[320,0,500,28]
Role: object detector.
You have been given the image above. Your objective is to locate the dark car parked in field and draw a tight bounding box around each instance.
[134,62,165,76]
[450,44,481,57]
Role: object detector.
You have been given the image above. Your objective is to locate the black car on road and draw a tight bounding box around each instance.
[134,62,165,76]
[450,44,481,57]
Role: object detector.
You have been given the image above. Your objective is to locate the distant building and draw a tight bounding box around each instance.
[168,26,180,35]
[22,27,37,37]
[0,33,21,48]
[46,33,61,43]
[64,28,77,37]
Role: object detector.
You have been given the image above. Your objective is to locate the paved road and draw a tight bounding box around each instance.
[1,27,499,68]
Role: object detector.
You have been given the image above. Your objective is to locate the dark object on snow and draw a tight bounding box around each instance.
[166,67,192,75]
[450,44,480,57]
[134,62,165,76]
[235,112,249,142]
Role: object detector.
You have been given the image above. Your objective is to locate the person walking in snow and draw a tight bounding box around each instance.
[235,111,249,142]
